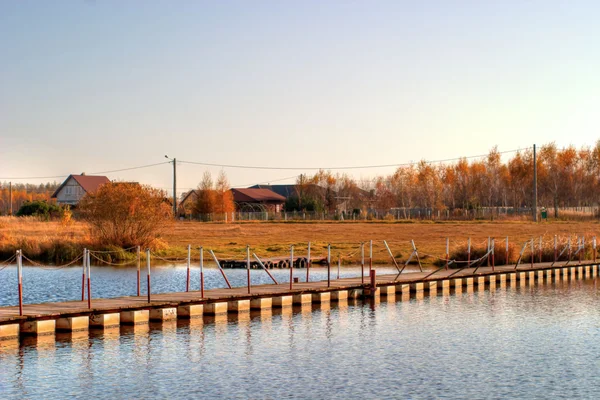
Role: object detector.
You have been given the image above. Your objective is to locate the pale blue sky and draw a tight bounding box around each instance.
[1,1,600,193]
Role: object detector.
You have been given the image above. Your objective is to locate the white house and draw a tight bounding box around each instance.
[51,174,110,206]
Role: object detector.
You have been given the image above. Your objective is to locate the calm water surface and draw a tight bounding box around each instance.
[1,267,600,399]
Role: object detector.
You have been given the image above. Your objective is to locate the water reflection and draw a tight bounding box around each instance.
[1,279,600,399]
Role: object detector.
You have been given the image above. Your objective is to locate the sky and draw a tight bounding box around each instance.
[1,1,600,195]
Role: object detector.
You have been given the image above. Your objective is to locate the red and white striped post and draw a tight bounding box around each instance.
[199,246,204,298]
[369,240,373,275]
[289,245,294,290]
[306,242,311,283]
[81,248,87,301]
[539,236,543,263]
[247,245,251,294]
[530,238,534,268]
[445,238,449,270]
[568,237,572,261]
[337,253,341,279]
[554,235,558,263]
[594,236,597,263]
[86,249,92,309]
[136,246,141,296]
[491,239,495,270]
[487,237,491,267]
[467,237,471,265]
[327,243,331,288]
[17,249,23,316]
[505,236,509,265]
[360,242,365,284]
[146,248,151,303]
[186,244,191,292]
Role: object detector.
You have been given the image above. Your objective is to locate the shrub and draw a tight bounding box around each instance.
[78,183,172,248]
[16,200,61,218]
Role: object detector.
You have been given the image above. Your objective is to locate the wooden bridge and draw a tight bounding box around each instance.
[0,259,597,342]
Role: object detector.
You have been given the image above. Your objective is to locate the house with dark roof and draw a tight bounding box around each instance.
[231,188,286,212]
[51,174,110,206]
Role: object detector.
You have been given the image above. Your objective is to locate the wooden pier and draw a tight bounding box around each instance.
[0,260,597,341]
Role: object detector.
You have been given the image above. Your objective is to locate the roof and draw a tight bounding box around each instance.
[51,174,110,198]
[231,188,286,203]
[249,184,328,198]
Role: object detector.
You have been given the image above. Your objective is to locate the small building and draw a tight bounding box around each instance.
[231,188,286,212]
[51,174,110,206]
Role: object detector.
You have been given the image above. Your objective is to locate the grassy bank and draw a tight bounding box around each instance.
[3,216,597,266]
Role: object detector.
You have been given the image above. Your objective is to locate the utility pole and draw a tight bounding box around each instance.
[533,144,538,222]
[9,182,13,216]
[165,155,177,218]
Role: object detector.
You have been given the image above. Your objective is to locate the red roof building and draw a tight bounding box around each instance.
[51,174,110,206]
[231,188,286,212]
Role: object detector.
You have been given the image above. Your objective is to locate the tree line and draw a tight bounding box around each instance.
[0,182,60,216]
[287,142,600,217]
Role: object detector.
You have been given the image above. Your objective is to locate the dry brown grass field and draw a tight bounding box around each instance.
[2,216,598,265]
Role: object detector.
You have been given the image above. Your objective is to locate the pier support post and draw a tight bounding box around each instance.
[56,316,89,332]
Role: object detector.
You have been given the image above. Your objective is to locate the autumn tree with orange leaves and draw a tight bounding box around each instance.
[78,182,172,248]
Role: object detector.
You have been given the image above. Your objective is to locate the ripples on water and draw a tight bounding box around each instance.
[1,270,600,399]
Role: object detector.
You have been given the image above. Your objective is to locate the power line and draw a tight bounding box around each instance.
[0,161,170,180]
[178,147,530,171]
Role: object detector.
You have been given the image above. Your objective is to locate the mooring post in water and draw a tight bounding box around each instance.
[82,248,87,301]
[136,246,141,297]
[369,269,376,291]
[467,237,471,265]
[146,249,151,303]
[506,236,509,265]
[17,249,23,316]
[247,245,251,294]
[554,235,558,263]
[306,241,311,282]
[199,246,204,298]
[87,249,92,309]
[369,240,373,274]
[361,242,365,284]
[327,243,331,287]
[186,244,191,292]
[445,238,449,270]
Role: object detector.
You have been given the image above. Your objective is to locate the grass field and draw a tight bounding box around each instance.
[3,216,598,265]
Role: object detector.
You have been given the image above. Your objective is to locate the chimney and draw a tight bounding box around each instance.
[81,172,86,176]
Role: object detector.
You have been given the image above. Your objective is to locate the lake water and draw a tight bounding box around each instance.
[1,267,600,399]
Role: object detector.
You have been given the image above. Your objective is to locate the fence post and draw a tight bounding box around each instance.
[17,249,23,316]
[136,246,141,296]
[369,240,373,275]
[146,249,151,303]
[306,242,311,283]
[530,238,534,268]
[445,238,449,270]
[247,245,251,294]
[467,237,471,265]
[199,246,204,298]
[361,242,365,284]
[82,248,87,301]
[186,244,191,292]
[86,249,92,309]
[327,244,331,287]
[289,245,294,290]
